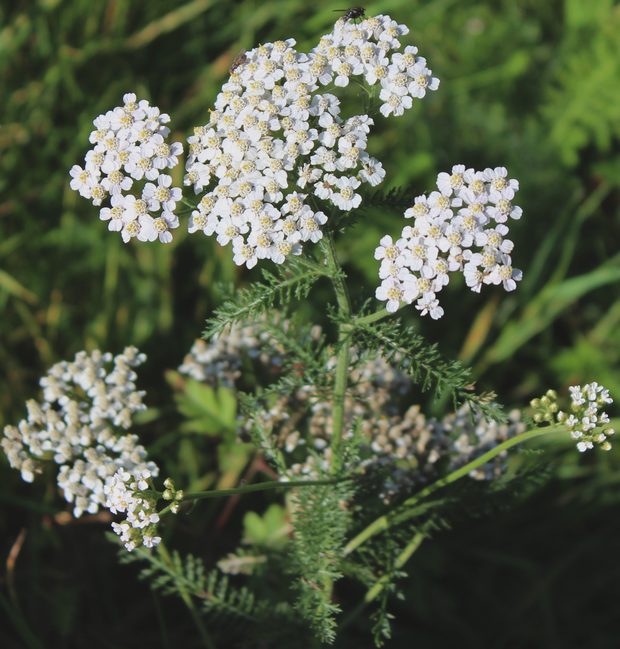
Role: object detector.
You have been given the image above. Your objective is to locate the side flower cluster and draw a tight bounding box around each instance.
[69,93,183,244]
[1,348,163,551]
[532,383,614,452]
[185,14,438,267]
[563,383,614,451]
[375,165,523,318]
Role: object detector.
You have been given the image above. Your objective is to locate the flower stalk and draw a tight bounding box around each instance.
[322,232,352,474]
[180,477,350,503]
[343,424,564,556]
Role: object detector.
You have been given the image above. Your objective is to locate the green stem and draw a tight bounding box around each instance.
[365,532,425,604]
[338,532,424,633]
[340,532,425,633]
[157,543,216,649]
[343,425,564,556]
[351,307,392,328]
[181,478,349,503]
[322,232,352,474]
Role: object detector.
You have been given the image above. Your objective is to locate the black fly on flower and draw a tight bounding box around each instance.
[333,6,366,22]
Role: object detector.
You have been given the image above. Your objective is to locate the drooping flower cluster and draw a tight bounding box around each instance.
[375,165,523,318]
[179,319,290,388]
[1,348,163,551]
[69,93,183,244]
[184,14,438,267]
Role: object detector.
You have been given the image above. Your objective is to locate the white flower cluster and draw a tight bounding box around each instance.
[319,14,439,117]
[372,406,526,502]
[1,347,162,551]
[560,383,614,452]
[69,93,183,244]
[105,469,161,550]
[375,165,523,318]
[185,14,438,267]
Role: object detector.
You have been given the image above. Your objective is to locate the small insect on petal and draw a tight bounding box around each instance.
[333,6,366,22]
[229,52,247,73]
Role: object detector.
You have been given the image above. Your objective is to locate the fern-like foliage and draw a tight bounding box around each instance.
[233,317,333,471]
[252,314,331,390]
[370,591,397,647]
[203,257,326,339]
[113,539,307,647]
[237,391,288,472]
[349,506,452,646]
[217,550,267,576]
[351,318,506,421]
[290,479,355,644]
[116,543,260,623]
[326,186,417,233]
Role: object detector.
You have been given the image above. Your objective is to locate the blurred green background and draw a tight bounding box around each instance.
[1,0,619,647]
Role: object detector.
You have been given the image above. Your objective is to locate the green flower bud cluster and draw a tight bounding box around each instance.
[162,477,185,514]
[530,389,559,424]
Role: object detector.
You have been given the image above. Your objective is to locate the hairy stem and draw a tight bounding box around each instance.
[343,425,564,555]
[322,232,352,474]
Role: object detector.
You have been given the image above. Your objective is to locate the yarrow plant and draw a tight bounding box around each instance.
[5,10,615,649]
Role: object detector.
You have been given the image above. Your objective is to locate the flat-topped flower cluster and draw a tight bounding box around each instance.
[1,347,162,551]
[69,93,183,244]
[375,165,523,318]
[105,468,162,550]
[184,14,438,267]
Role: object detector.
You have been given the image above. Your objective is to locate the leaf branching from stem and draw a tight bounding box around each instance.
[203,257,326,339]
[350,318,506,421]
